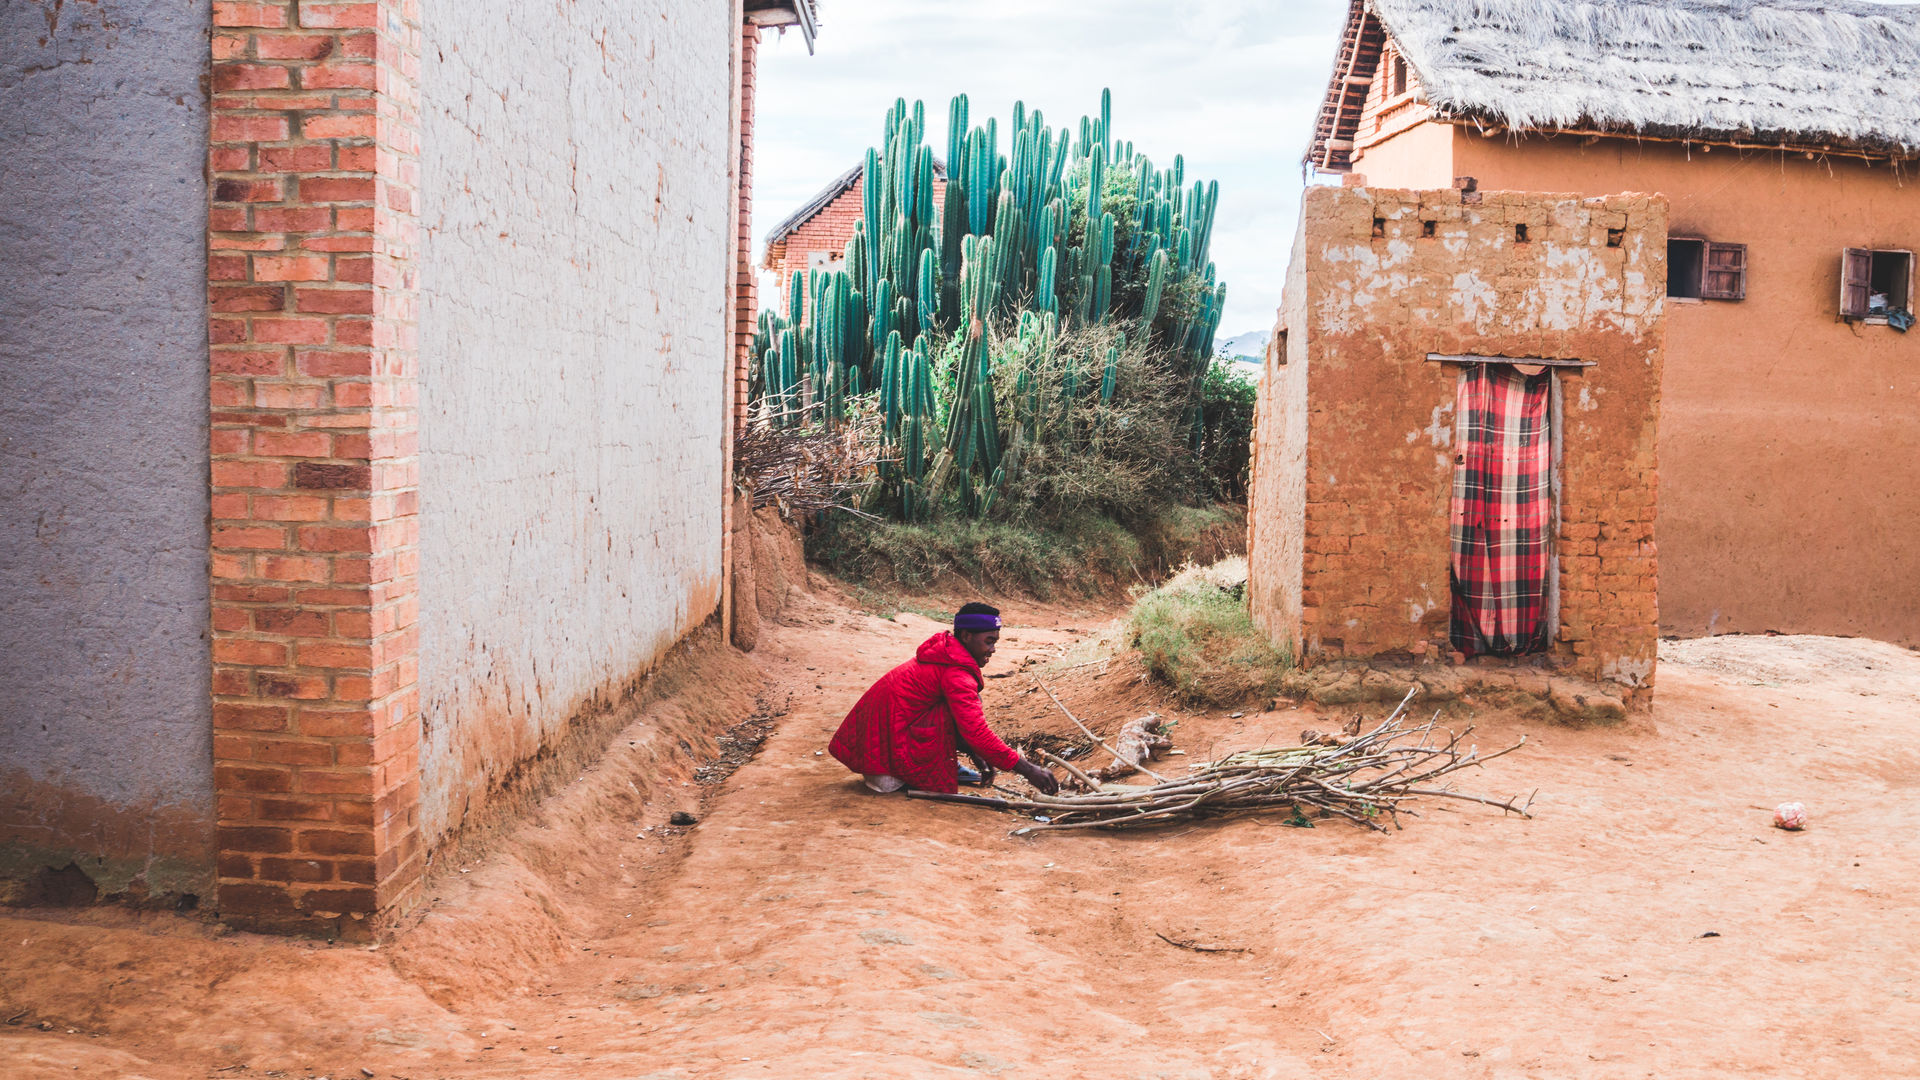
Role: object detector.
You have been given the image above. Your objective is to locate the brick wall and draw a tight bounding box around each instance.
[1250,186,1666,700]
[735,25,760,438]
[206,0,424,932]
[765,173,947,315]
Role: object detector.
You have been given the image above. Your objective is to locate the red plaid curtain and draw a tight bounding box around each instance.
[1449,365,1552,657]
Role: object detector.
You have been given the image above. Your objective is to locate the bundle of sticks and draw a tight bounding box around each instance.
[910,685,1534,833]
[733,421,881,515]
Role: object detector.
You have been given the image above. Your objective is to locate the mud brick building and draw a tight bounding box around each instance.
[761,161,947,312]
[1249,186,1665,705]
[0,0,812,933]
[1303,0,1920,646]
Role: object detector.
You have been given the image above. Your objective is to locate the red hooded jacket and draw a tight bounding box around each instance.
[828,632,1022,794]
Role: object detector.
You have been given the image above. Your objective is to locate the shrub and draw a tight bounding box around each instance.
[809,512,1142,599]
[1127,558,1291,706]
[1198,359,1256,502]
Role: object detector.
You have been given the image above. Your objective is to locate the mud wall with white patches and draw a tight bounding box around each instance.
[414,0,734,845]
[1249,186,1665,699]
[1357,128,1920,647]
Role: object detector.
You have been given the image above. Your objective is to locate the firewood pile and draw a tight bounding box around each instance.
[913,686,1534,833]
[734,419,882,515]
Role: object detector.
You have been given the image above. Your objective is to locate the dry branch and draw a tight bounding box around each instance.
[734,421,882,516]
[969,686,1534,833]
[1155,931,1250,954]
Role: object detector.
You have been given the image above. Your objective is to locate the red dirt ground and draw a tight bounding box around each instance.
[5,585,1918,1079]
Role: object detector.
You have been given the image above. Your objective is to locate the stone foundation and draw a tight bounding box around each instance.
[1284,658,1633,723]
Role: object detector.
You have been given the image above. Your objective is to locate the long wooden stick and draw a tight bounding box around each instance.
[1034,747,1102,793]
[903,790,1012,809]
[1036,681,1169,783]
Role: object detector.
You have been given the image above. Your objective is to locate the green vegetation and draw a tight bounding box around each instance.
[810,504,1242,601]
[1126,558,1292,706]
[1197,360,1256,503]
[749,89,1233,523]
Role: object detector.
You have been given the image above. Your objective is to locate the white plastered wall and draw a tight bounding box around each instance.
[415,0,733,844]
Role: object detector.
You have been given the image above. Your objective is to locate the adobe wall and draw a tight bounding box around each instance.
[414,0,734,847]
[1246,227,1310,656]
[1356,126,1920,645]
[1251,186,1665,700]
[0,1,216,901]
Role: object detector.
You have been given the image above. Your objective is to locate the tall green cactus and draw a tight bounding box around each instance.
[746,87,1233,520]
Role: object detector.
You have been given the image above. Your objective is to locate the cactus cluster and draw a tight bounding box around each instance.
[750,90,1228,518]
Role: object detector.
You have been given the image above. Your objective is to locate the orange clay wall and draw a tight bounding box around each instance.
[1353,125,1920,645]
[1250,186,1666,700]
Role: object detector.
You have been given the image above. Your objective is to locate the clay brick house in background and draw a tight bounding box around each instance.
[0,0,811,933]
[761,160,947,313]
[1250,186,1665,708]
[1304,0,1920,646]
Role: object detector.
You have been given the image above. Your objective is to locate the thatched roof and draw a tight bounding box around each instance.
[1307,0,1920,170]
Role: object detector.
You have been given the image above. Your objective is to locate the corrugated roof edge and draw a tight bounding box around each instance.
[761,157,948,261]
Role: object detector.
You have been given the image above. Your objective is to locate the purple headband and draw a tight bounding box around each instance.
[954,613,1001,632]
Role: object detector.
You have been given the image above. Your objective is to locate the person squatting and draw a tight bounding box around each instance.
[827,603,1061,796]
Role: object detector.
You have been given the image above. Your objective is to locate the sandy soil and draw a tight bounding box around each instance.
[5,585,1919,1079]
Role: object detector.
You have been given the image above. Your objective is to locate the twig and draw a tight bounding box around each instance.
[903,790,1012,810]
[1155,931,1250,954]
[1034,747,1102,792]
[1037,681,1169,783]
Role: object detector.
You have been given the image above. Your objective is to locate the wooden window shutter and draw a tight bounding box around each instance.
[1703,242,1746,300]
[1841,248,1873,318]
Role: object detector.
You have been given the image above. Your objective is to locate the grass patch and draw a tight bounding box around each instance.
[1127,557,1293,707]
[810,513,1145,599]
[809,505,1245,602]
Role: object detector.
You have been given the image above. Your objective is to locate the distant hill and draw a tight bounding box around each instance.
[1215,329,1271,362]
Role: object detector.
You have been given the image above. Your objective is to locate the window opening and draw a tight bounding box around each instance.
[1421,220,1437,239]
[1392,54,1408,97]
[1842,248,1914,320]
[1606,228,1624,248]
[1371,216,1386,238]
[1514,223,1529,243]
[1667,238,1705,299]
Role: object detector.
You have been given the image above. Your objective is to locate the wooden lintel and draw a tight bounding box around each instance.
[1427,353,1594,367]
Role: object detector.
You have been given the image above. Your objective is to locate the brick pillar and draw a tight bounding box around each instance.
[733,24,761,438]
[208,0,423,935]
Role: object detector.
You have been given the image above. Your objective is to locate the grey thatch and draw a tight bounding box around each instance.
[1332,0,1920,161]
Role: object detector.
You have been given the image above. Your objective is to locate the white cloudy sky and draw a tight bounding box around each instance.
[749,0,1350,338]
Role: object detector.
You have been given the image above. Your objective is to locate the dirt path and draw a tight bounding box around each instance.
[5,587,1919,1079]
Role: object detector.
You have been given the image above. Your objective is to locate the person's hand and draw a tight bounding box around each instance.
[1014,757,1060,795]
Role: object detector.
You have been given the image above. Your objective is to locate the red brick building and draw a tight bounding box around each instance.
[762,162,946,312]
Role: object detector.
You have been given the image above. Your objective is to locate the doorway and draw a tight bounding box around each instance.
[1449,362,1554,657]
